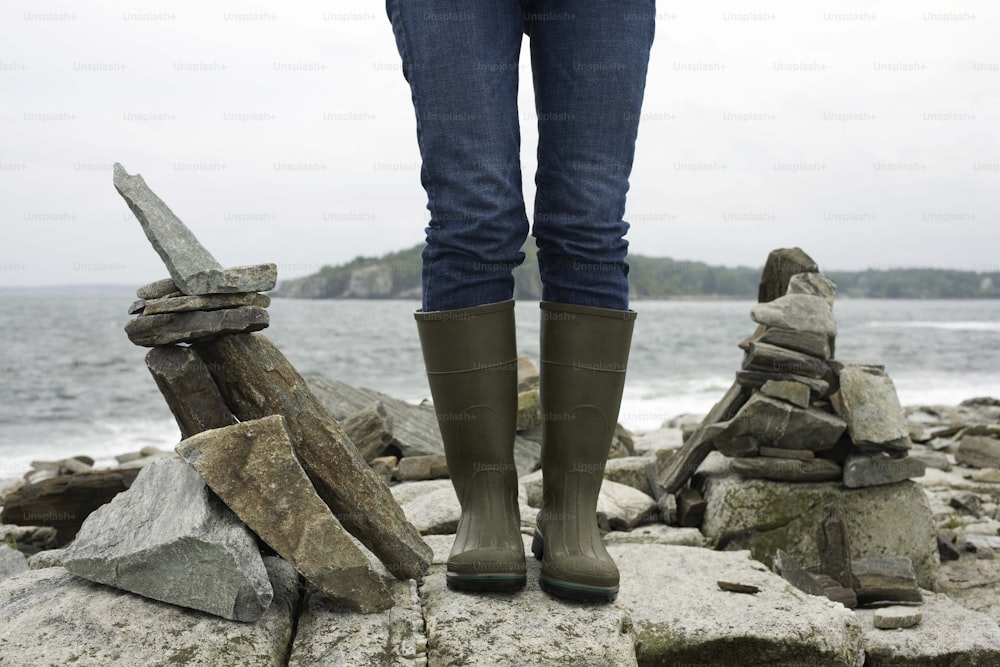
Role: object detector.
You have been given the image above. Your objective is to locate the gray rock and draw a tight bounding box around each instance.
[759,446,815,460]
[612,543,865,666]
[400,486,460,535]
[760,379,813,408]
[389,479,453,507]
[773,549,827,596]
[0,545,28,582]
[341,401,395,462]
[0,557,300,666]
[698,453,939,588]
[183,264,278,296]
[0,524,57,551]
[852,557,922,604]
[731,456,843,482]
[597,481,657,531]
[818,505,856,590]
[604,456,655,496]
[856,592,1000,665]
[177,416,392,613]
[956,435,1000,468]
[395,454,449,482]
[831,364,912,454]
[421,536,638,666]
[631,425,683,454]
[125,306,269,346]
[602,524,705,547]
[873,606,922,629]
[843,453,926,488]
[743,341,829,378]
[517,387,541,431]
[675,488,706,528]
[62,458,273,622]
[142,291,271,316]
[964,534,1000,551]
[145,345,238,439]
[715,392,846,453]
[751,294,836,337]
[27,548,65,570]
[787,271,837,305]
[909,448,952,471]
[736,369,831,398]
[114,163,224,293]
[288,580,422,667]
[136,277,179,299]
[758,247,819,303]
[758,327,834,360]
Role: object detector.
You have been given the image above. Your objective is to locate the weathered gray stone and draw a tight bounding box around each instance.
[389,479,453,507]
[288,580,421,667]
[818,505,856,589]
[759,446,815,460]
[815,573,859,608]
[341,401,394,462]
[142,291,271,315]
[843,453,926,488]
[369,455,397,485]
[698,453,939,587]
[395,454,449,482]
[27,548,65,570]
[758,327,834,360]
[612,543,865,666]
[631,424,683,454]
[751,294,836,337]
[517,356,539,389]
[62,458,272,622]
[602,524,705,547]
[177,416,392,612]
[136,277,179,299]
[183,264,278,296]
[852,557,922,604]
[145,345,238,439]
[773,549,827,596]
[855,592,1000,665]
[909,448,952,471]
[744,341,829,378]
[0,557,300,666]
[114,163,224,292]
[421,536,638,666]
[400,486,460,535]
[832,364,912,454]
[758,247,819,303]
[0,524,57,551]
[129,298,146,314]
[787,271,837,305]
[937,534,961,561]
[194,337,433,581]
[604,456,655,496]
[676,488,706,528]
[736,369,831,397]
[731,456,843,482]
[760,379,812,408]
[963,534,1000,552]
[517,387,541,431]
[597,481,657,531]
[714,392,846,453]
[126,306,269,346]
[956,435,1000,469]
[0,545,28,582]
[873,606,923,629]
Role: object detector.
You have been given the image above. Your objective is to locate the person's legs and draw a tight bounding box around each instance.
[524,1,654,602]
[526,0,656,310]
[385,0,530,311]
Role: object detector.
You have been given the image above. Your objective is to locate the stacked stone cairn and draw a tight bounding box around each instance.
[44,164,433,622]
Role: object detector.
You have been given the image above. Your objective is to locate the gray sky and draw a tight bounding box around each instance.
[1,0,997,287]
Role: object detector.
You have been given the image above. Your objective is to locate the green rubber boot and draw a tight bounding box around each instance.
[531,301,636,602]
[415,299,525,592]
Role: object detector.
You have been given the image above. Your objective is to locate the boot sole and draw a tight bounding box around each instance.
[446,572,526,593]
[531,531,618,603]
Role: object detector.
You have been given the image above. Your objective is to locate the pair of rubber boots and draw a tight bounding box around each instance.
[415,299,635,602]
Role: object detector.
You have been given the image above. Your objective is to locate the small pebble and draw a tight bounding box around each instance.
[873,606,922,629]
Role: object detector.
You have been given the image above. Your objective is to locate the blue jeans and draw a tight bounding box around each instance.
[385,0,656,312]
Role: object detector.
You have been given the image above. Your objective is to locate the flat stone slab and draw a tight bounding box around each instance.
[751,293,836,337]
[141,292,271,316]
[610,544,865,666]
[855,591,1000,666]
[832,364,911,453]
[137,277,180,299]
[697,453,939,588]
[873,606,922,629]
[603,524,706,547]
[62,458,272,622]
[420,535,639,667]
[183,264,278,296]
[125,306,269,346]
[288,580,423,667]
[0,557,299,666]
[843,453,926,488]
[178,416,392,613]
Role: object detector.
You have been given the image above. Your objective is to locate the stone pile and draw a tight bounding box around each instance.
[653,247,927,494]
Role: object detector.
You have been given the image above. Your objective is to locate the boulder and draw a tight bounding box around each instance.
[0,557,299,666]
[604,456,656,496]
[177,416,392,613]
[0,545,28,582]
[697,453,939,588]
[750,294,836,337]
[596,481,657,531]
[956,435,1000,469]
[400,487,461,535]
[61,458,272,622]
[831,364,911,455]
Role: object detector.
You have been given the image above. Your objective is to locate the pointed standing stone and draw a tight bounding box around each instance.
[758,247,819,303]
[817,505,856,590]
[61,458,273,622]
[177,416,393,613]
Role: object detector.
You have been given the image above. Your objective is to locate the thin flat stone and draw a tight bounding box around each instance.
[183,263,278,295]
[786,272,837,306]
[843,453,926,489]
[736,370,830,397]
[743,341,829,379]
[817,505,855,589]
[758,248,819,303]
[136,277,179,299]
[177,415,392,613]
[730,457,842,482]
[759,328,833,360]
[831,364,911,453]
[142,292,270,316]
[874,606,923,629]
[759,446,815,460]
[751,294,836,337]
[760,380,812,408]
[852,557,922,605]
[113,163,223,293]
[773,550,826,597]
[714,393,846,453]
[127,299,145,315]
[125,306,269,346]
[61,458,272,622]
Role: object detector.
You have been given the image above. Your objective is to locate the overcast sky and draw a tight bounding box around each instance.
[1,0,997,287]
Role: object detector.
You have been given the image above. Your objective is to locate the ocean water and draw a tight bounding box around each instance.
[2,292,999,478]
